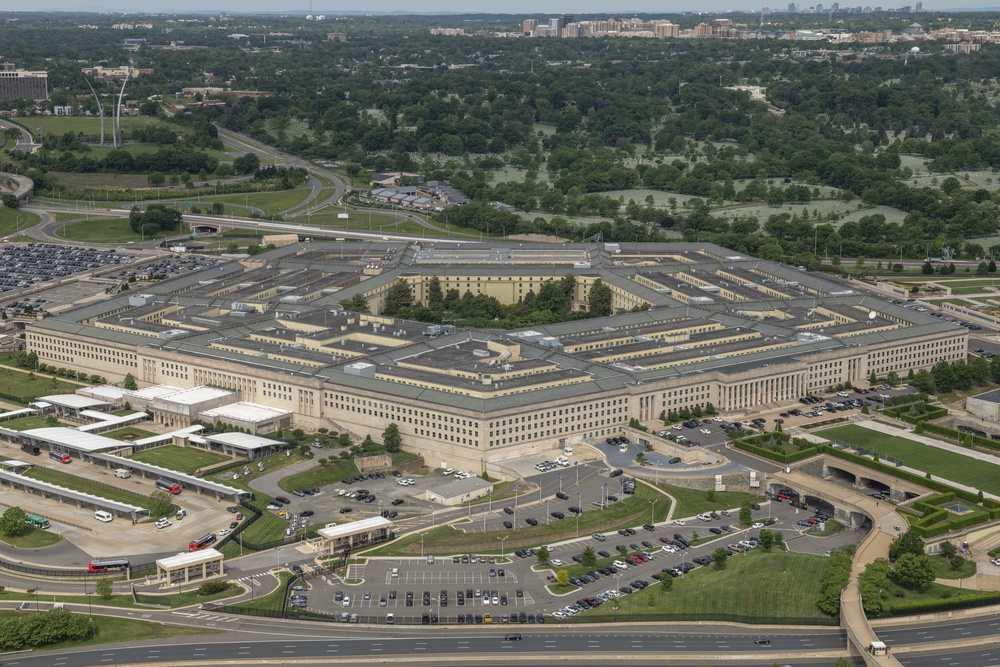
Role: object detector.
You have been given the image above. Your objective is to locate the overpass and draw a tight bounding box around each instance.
[0,172,32,202]
[770,467,909,666]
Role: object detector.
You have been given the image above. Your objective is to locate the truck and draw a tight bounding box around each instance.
[20,443,39,456]
[115,468,131,479]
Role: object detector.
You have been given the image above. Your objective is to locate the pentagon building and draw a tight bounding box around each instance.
[26,242,966,470]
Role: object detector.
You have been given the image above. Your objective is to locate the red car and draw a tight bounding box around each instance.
[275,496,291,505]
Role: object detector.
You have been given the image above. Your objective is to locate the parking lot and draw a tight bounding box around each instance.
[286,495,864,624]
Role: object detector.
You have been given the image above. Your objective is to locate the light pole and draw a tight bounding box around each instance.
[682,552,688,577]
[602,483,608,510]
[499,536,508,559]
[558,472,563,494]
[546,500,550,525]
[576,491,582,537]
[651,499,658,525]
[430,505,435,527]
[420,533,427,557]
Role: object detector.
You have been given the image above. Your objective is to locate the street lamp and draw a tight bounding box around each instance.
[602,483,608,510]
[650,499,658,525]
[682,552,688,577]
[558,472,563,494]
[546,500,550,525]
[420,533,427,557]
[499,536,508,559]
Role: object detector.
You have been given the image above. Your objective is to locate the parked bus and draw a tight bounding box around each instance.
[24,514,49,529]
[88,557,129,573]
[188,533,217,552]
[155,478,182,495]
[49,451,71,464]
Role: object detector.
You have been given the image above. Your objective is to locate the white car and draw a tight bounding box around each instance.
[661,545,677,553]
[752,522,765,529]
[342,596,351,607]
[155,518,171,529]
[550,559,564,566]
[713,417,724,422]
[671,424,683,430]
[613,560,629,570]
[673,519,687,526]
[443,468,454,475]
[700,428,712,434]
[219,529,230,536]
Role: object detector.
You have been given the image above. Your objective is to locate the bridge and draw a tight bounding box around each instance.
[770,466,912,666]
[0,172,33,203]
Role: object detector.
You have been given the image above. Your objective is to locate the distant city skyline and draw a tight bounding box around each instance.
[2,0,981,15]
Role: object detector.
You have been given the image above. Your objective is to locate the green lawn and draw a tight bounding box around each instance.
[0,367,83,403]
[225,572,293,612]
[203,188,312,213]
[0,525,62,548]
[277,458,360,493]
[805,520,847,537]
[0,207,39,238]
[821,424,1000,495]
[655,483,762,519]
[365,482,671,556]
[23,468,173,516]
[56,217,172,243]
[127,445,230,475]
[2,415,68,431]
[102,427,158,441]
[565,549,833,624]
[0,609,219,651]
[927,554,977,580]
[17,115,183,141]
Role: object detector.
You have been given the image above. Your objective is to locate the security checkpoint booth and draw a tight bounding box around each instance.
[155,548,224,586]
[316,516,393,556]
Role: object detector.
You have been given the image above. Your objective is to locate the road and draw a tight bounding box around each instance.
[3,614,1000,667]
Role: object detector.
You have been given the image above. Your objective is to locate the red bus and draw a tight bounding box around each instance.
[49,451,71,464]
[189,533,217,551]
[88,557,129,573]
[156,478,182,495]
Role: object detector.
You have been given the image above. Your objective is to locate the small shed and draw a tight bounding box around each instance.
[155,548,224,586]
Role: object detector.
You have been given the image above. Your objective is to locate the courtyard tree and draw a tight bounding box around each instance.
[739,502,752,525]
[382,423,401,453]
[581,546,598,567]
[536,546,550,565]
[123,373,138,390]
[556,569,569,587]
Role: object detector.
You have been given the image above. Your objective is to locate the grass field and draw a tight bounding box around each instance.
[821,424,1000,495]
[17,116,184,141]
[56,217,171,243]
[0,525,62,548]
[226,572,293,612]
[927,553,977,580]
[127,445,230,475]
[564,549,831,624]
[655,483,762,519]
[0,207,40,238]
[0,367,86,401]
[48,172,155,190]
[364,482,671,556]
[202,188,313,214]
[23,467,172,516]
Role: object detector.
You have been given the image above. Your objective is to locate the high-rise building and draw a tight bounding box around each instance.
[0,63,48,102]
[549,17,562,37]
[522,18,537,34]
[787,2,799,12]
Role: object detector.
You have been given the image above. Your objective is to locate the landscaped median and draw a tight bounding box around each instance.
[359,481,671,557]
[22,467,176,517]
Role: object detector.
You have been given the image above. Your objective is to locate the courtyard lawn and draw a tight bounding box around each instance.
[565,549,833,625]
[820,424,1000,495]
[364,481,671,557]
[277,458,360,493]
[101,427,158,441]
[23,467,172,516]
[2,416,69,431]
[927,554,977,580]
[127,445,230,475]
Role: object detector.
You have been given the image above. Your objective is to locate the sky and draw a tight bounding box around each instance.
[15,1,1000,15]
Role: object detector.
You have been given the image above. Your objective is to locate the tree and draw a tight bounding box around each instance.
[921,260,934,275]
[712,547,729,570]
[341,294,371,313]
[581,546,598,567]
[950,554,966,572]
[617,544,628,556]
[0,193,18,209]
[148,490,173,517]
[427,276,444,310]
[535,280,570,314]
[858,558,892,615]
[147,171,165,187]
[893,553,935,592]
[889,531,924,562]
[588,279,613,317]
[0,507,27,537]
[739,502,752,525]
[991,259,997,273]
[869,371,878,385]
[96,578,114,600]
[660,575,673,592]
[758,529,775,551]
[233,153,260,174]
[536,545,550,565]
[556,569,569,586]
[382,423,401,453]
[123,373,137,390]
[382,280,414,316]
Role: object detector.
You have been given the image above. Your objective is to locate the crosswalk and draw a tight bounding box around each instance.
[172,611,241,623]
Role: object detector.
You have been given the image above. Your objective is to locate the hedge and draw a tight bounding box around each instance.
[884,591,1000,617]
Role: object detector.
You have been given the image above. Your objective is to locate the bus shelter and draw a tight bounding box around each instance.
[155,548,224,586]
